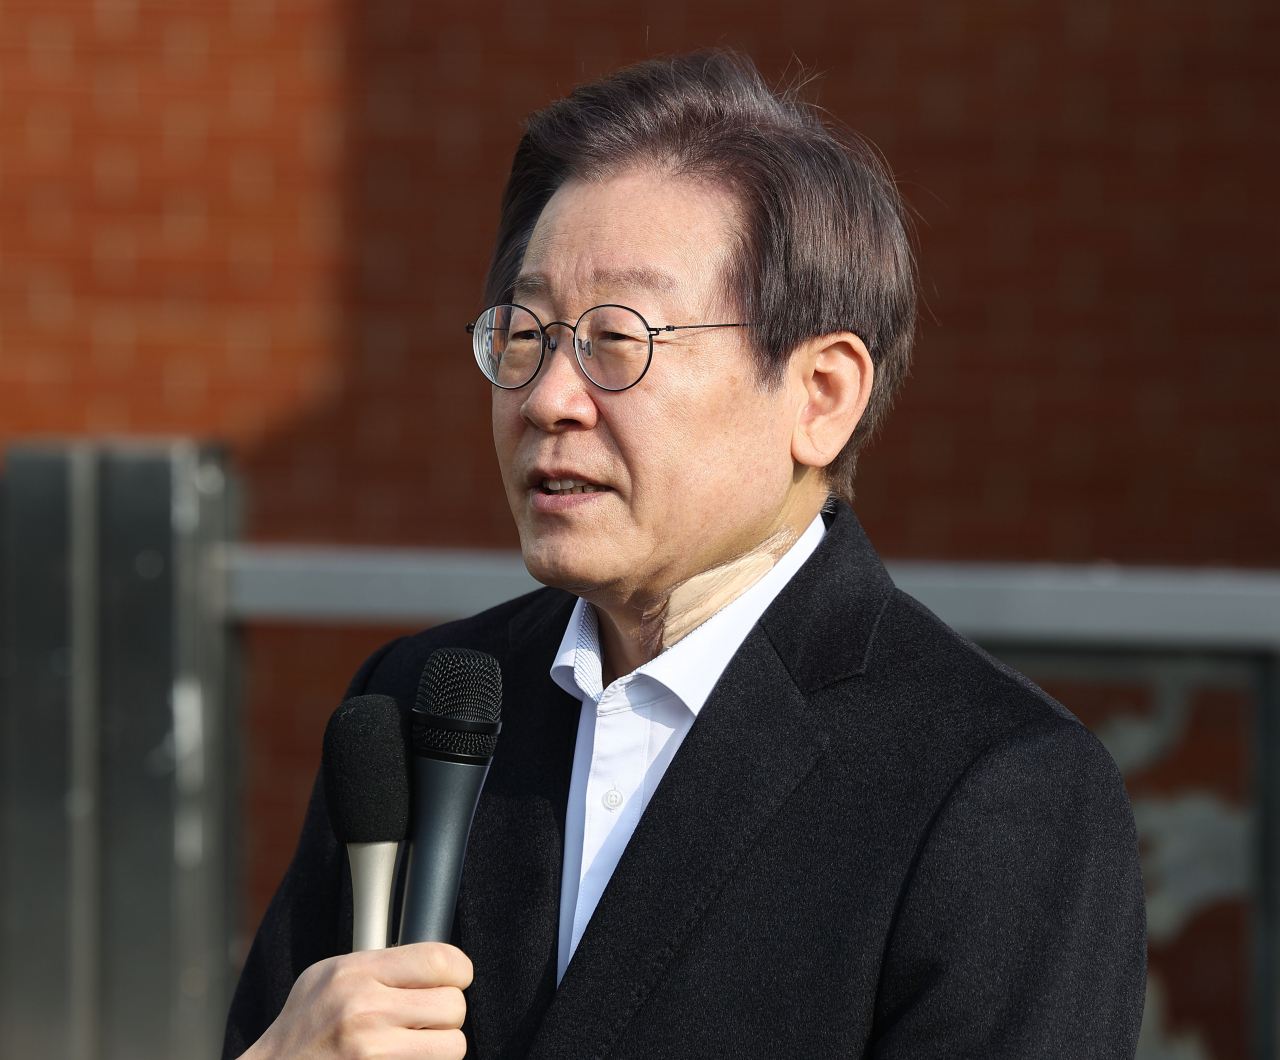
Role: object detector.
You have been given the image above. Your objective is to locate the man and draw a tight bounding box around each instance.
[225,51,1145,1059]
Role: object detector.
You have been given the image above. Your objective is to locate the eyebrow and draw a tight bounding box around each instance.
[511,266,680,305]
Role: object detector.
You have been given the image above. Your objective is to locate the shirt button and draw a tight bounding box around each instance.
[602,788,624,811]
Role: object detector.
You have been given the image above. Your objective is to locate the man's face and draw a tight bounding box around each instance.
[492,169,820,610]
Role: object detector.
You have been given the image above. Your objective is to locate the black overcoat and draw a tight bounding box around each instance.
[224,503,1147,1059]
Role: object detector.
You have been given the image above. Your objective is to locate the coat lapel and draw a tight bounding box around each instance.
[525,504,894,1060]
[529,627,825,1060]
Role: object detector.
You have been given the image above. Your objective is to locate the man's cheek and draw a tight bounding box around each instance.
[490,409,521,479]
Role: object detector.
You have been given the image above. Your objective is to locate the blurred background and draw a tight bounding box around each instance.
[0,0,1276,1057]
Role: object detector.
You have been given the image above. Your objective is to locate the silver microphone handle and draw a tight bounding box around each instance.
[347,841,399,951]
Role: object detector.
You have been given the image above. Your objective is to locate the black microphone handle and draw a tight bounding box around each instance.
[398,754,491,944]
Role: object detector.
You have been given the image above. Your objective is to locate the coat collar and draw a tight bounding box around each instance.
[521,501,894,1060]
[760,501,896,694]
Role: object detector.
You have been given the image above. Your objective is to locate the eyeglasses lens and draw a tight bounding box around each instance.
[574,306,651,390]
[473,304,544,388]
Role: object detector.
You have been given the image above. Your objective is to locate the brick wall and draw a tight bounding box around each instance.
[1,0,1276,1044]
[0,0,345,449]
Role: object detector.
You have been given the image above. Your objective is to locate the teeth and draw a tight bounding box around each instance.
[541,477,603,495]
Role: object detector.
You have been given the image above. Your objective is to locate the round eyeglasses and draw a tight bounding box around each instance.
[466,303,751,392]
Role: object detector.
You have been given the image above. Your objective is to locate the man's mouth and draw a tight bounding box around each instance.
[540,477,607,496]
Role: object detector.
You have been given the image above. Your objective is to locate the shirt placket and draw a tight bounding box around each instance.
[573,681,650,954]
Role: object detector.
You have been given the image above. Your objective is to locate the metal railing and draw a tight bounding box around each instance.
[212,542,1280,649]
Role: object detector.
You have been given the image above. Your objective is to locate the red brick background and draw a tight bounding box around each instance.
[0,0,344,449]
[0,0,1276,1045]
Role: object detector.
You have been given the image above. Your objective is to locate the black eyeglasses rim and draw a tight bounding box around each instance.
[465,302,753,393]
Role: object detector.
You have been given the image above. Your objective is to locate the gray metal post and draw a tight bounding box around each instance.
[67,448,101,1060]
[1,449,77,1057]
[170,442,237,1059]
[97,447,178,1060]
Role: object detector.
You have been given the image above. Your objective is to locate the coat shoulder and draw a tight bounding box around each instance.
[808,584,1127,820]
[871,585,1088,733]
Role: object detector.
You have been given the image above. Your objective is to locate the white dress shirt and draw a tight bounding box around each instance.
[550,514,826,982]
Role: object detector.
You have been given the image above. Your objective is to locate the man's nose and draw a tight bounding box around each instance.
[519,327,597,431]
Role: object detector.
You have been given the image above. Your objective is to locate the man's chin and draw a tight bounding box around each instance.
[519,538,617,596]
[522,556,605,594]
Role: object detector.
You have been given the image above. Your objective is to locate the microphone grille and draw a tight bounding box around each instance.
[415,648,502,722]
[322,694,409,844]
[413,648,502,759]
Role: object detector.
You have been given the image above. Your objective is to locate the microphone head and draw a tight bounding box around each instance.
[413,648,502,759]
[322,694,410,844]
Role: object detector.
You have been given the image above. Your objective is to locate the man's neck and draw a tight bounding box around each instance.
[594,516,818,687]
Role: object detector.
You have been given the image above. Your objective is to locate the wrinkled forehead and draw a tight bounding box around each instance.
[513,171,740,315]
[511,266,677,307]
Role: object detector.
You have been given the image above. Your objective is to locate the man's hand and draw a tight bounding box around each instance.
[243,942,472,1060]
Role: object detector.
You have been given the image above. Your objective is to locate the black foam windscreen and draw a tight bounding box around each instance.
[413,648,502,759]
[322,694,410,844]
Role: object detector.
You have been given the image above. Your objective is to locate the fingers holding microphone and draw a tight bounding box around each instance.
[247,652,503,1059]
[242,941,473,1060]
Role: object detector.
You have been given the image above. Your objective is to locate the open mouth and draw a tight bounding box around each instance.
[540,477,608,496]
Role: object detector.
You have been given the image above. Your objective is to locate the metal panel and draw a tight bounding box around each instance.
[0,450,74,1058]
[97,451,175,1060]
[0,442,235,1060]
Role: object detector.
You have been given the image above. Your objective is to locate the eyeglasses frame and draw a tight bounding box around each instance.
[465,302,752,392]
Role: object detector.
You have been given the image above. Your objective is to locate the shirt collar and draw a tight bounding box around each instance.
[550,513,826,716]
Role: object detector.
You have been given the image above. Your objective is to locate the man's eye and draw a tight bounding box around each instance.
[509,330,541,343]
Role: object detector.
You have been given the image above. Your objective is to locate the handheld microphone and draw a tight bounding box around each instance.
[399,648,502,945]
[322,694,409,951]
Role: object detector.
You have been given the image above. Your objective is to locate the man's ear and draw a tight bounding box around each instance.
[790,332,875,469]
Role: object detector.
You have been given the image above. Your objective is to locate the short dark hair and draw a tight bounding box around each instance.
[483,49,916,502]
